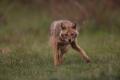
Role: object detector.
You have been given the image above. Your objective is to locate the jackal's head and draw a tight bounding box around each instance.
[60,22,79,43]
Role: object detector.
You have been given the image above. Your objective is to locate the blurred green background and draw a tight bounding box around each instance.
[0,0,120,80]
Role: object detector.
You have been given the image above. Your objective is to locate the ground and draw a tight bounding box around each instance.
[0,6,120,80]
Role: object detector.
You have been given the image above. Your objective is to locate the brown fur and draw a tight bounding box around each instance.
[49,20,91,66]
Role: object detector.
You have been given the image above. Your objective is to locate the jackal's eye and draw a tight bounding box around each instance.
[64,33,68,36]
[62,27,66,30]
[71,33,74,36]
[71,33,77,37]
[61,33,67,37]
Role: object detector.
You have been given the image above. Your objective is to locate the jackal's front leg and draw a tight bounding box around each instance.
[51,43,61,66]
[71,40,91,63]
[59,45,69,64]
[50,37,60,66]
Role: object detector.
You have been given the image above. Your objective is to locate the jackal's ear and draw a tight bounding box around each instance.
[72,23,76,29]
[61,23,66,30]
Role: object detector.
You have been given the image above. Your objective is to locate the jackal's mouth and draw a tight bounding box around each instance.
[59,36,75,43]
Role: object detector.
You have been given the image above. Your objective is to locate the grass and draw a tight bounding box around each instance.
[0,4,120,80]
[0,31,120,80]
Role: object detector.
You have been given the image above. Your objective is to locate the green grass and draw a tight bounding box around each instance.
[0,4,120,80]
[0,30,120,80]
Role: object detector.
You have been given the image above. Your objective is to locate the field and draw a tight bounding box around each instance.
[0,5,120,80]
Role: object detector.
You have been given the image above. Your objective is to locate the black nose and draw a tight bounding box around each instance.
[69,39,71,42]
